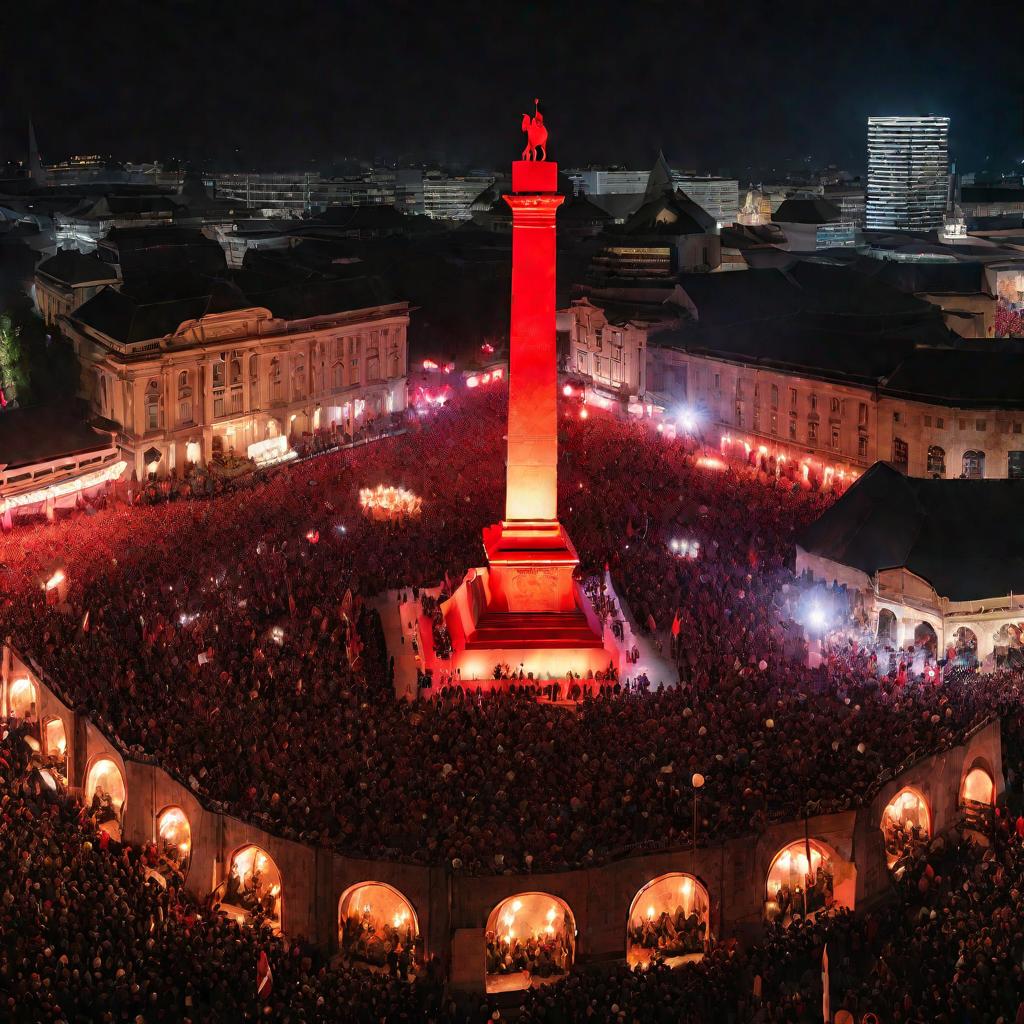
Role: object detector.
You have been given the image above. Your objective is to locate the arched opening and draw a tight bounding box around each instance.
[926,445,946,477]
[484,893,575,994]
[42,717,67,780]
[881,787,930,875]
[338,882,420,969]
[952,626,979,667]
[962,767,995,806]
[993,623,1024,668]
[626,873,710,968]
[914,621,938,657]
[764,840,853,923]
[153,806,192,880]
[963,450,985,479]
[85,757,126,841]
[7,676,37,720]
[222,845,282,930]
[876,608,897,645]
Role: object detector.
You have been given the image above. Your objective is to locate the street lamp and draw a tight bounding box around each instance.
[691,773,705,855]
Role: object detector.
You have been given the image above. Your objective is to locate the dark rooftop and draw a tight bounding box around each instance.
[36,249,119,287]
[773,198,843,225]
[0,405,112,470]
[797,461,1024,601]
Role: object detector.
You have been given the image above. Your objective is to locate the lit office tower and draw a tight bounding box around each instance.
[865,116,950,231]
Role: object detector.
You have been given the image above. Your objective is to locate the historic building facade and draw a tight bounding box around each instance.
[63,296,409,480]
[568,294,1024,481]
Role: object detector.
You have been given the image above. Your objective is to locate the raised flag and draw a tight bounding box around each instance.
[257,950,273,1001]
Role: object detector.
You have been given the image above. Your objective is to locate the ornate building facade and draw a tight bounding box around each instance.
[62,284,409,480]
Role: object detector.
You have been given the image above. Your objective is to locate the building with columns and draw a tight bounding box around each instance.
[567,264,1024,482]
[62,276,409,480]
[797,462,1024,666]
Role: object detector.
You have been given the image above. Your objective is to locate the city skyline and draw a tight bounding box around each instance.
[3,0,1022,178]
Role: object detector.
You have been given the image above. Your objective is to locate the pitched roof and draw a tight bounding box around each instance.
[0,405,112,469]
[36,249,119,286]
[797,462,1024,601]
[773,197,843,224]
[620,189,716,237]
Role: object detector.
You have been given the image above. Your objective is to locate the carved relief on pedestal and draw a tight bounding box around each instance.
[508,567,559,611]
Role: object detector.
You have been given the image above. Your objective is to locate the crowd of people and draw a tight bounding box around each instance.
[4,381,1024,1017]
[0,386,1016,876]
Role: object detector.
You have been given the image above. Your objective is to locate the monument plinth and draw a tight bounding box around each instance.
[434,107,619,683]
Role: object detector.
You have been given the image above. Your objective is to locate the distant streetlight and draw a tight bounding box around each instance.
[692,773,705,855]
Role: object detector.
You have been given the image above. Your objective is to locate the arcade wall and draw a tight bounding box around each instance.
[2,644,1003,991]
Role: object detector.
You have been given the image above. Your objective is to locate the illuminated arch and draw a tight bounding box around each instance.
[338,882,420,966]
[962,766,994,806]
[764,839,852,922]
[484,893,576,994]
[85,757,126,839]
[880,787,930,871]
[42,717,67,759]
[913,621,938,654]
[155,806,192,879]
[876,608,897,645]
[626,872,710,968]
[7,676,37,719]
[224,845,283,929]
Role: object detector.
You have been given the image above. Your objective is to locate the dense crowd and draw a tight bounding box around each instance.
[0,722,454,1023]
[4,383,1024,1018]
[0,387,1013,873]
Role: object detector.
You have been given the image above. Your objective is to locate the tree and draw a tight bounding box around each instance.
[0,312,31,408]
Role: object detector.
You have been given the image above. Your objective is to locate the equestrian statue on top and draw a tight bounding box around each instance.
[521,98,548,161]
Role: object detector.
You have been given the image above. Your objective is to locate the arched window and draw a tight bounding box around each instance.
[338,882,420,966]
[892,437,908,471]
[145,380,160,431]
[963,450,985,479]
[880,788,930,872]
[626,873,710,967]
[212,357,225,389]
[42,716,67,759]
[292,362,306,400]
[484,893,576,993]
[914,621,938,655]
[85,757,126,840]
[388,352,399,378]
[7,676,37,720]
[877,608,897,645]
[270,357,282,400]
[765,840,849,922]
[927,445,945,477]
[230,356,242,386]
[177,370,189,393]
[155,806,192,879]
[249,353,258,380]
[223,845,282,929]
[962,767,994,806]
[366,355,380,381]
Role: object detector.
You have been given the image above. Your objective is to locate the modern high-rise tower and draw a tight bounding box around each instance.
[865,116,950,232]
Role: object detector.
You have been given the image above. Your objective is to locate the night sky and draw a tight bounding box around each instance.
[3,0,1022,178]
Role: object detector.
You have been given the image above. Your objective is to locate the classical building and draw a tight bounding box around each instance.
[567,263,1024,481]
[797,461,1024,665]
[62,276,409,479]
[34,249,120,325]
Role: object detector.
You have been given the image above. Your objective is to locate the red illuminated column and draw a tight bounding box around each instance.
[503,162,563,522]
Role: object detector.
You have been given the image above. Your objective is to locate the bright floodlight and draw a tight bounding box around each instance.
[808,607,826,630]
[678,408,698,432]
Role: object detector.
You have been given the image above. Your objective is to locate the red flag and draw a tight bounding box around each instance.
[671,610,681,637]
[821,943,830,1022]
[257,950,273,1001]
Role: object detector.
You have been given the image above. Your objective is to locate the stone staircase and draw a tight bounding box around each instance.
[465,610,604,650]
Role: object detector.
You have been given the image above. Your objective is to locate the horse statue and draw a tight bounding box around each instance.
[521,98,548,161]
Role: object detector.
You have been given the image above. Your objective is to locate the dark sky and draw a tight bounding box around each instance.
[3,0,1023,179]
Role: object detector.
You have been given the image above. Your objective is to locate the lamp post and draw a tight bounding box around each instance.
[691,773,705,856]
